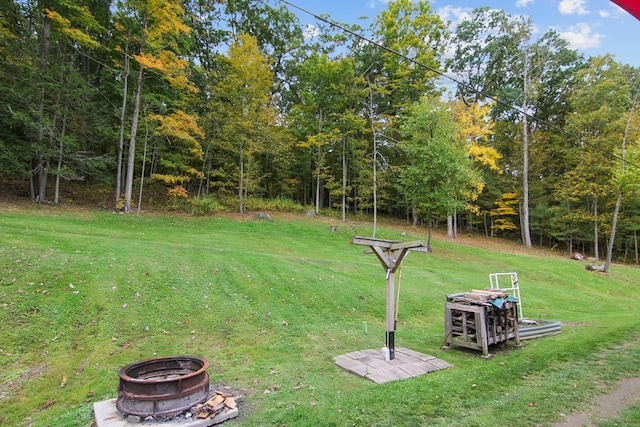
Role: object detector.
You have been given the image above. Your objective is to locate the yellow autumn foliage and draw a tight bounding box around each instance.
[167,185,188,198]
[44,8,101,50]
[453,100,502,171]
[152,174,191,185]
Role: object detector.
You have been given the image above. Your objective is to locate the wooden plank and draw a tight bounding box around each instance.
[444,305,453,347]
[464,292,492,302]
[478,308,489,356]
[350,236,399,248]
[350,236,429,252]
[389,240,429,251]
[446,302,484,313]
[471,289,508,297]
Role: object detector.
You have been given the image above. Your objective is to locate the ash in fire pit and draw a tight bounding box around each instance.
[116,356,211,418]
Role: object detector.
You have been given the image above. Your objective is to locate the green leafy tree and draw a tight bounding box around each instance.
[448,7,582,248]
[209,33,279,213]
[355,0,446,231]
[221,0,304,96]
[451,100,499,237]
[288,53,364,214]
[565,56,639,264]
[114,0,196,212]
[398,96,478,248]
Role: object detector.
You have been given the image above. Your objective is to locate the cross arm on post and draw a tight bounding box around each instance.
[350,236,429,256]
[370,245,410,274]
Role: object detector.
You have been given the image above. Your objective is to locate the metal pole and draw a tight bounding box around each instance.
[386,267,395,360]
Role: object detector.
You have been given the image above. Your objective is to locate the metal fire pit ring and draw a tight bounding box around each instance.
[116,355,210,417]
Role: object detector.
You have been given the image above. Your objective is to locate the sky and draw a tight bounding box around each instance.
[280,0,640,67]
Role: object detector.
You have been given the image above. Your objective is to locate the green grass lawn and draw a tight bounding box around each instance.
[1,205,639,426]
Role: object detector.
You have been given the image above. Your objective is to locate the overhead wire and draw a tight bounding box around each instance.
[278,0,640,170]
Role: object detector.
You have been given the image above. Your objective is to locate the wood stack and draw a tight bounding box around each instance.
[462,289,508,303]
[191,390,236,419]
[444,289,520,357]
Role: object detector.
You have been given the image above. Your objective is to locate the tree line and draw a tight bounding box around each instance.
[1,0,639,267]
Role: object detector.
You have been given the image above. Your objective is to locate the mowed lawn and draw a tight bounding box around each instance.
[1,205,640,426]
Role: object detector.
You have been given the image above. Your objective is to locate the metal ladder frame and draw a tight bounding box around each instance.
[489,272,523,319]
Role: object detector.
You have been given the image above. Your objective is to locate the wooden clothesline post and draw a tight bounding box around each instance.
[350,236,429,360]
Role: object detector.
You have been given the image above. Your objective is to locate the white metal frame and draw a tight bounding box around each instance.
[489,272,523,319]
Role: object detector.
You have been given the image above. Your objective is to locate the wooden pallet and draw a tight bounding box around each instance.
[444,293,519,357]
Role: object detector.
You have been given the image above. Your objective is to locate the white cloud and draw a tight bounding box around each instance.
[516,0,535,7]
[598,10,610,18]
[303,24,319,40]
[437,5,473,27]
[558,0,589,16]
[559,23,603,50]
[367,0,389,8]
[609,2,632,17]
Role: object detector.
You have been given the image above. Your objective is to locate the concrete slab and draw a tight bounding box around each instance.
[334,346,453,384]
[94,398,238,427]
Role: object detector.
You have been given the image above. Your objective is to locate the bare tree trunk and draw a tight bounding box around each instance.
[454,209,458,238]
[37,157,49,203]
[569,235,573,256]
[314,151,321,215]
[594,198,599,261]
[483,212,489,238]
[447,209,458,239]
[341,137,347,222]
[521,52,532,247]
[124,63,144,213]
[35,2,51,203]
[29,158,37,200]
[137,112,149,215]
[54,108,68,204]
[605,95,636,272]
[197,143,210,199]
[426,212,433,251]
[412,203,418,227]
[116,42,130,207]
[239,140,245,213]
[124,8,148,213]
[368,80,378,238]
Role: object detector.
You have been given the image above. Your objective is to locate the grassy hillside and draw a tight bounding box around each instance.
[1,204,639,426]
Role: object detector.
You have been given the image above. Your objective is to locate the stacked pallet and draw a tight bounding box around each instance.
[444,289,520,357]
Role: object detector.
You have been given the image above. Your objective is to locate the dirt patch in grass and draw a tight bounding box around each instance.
[0,364,48,400]
[552,377,640,427]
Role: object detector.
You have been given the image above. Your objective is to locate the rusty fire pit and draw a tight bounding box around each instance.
[116,356,210,417]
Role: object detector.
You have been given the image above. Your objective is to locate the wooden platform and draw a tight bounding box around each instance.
[334,347,453,384]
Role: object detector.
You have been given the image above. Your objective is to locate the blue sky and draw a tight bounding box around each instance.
[284,0,640,66]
